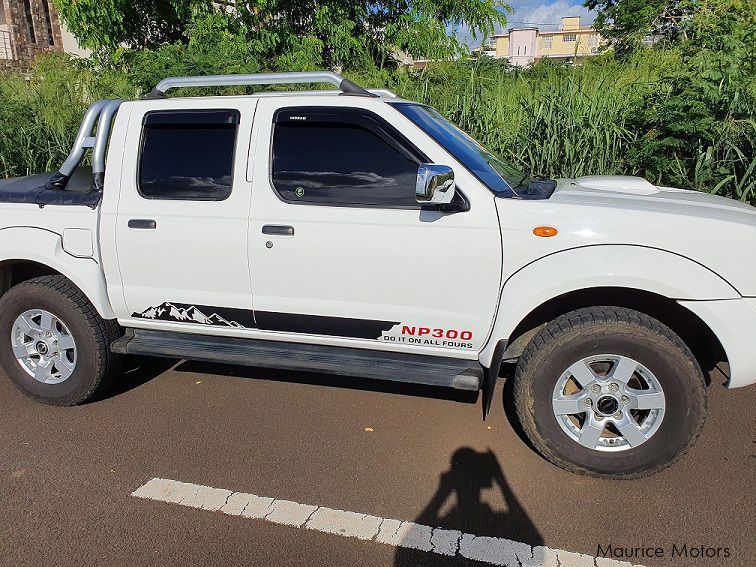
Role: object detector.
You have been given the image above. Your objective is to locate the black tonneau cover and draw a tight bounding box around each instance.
[0,167,101,208]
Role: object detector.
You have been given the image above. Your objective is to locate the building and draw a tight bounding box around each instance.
[487,16,603,67]
[0,0,88,66]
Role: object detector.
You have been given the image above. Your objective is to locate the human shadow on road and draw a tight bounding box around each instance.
[395,448,542,566]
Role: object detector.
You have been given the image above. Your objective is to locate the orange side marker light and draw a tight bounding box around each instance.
[533,226,558,237]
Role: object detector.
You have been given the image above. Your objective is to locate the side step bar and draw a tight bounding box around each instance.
[111,329,483,391]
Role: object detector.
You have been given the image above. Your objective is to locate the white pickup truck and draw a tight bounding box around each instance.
[1,72,754,478]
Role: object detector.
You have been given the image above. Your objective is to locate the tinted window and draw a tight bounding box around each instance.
[392,103,521,197]
[271,113,421,207]
[139,110,239,200]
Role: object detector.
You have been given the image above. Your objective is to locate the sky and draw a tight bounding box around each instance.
[454,0,598,47]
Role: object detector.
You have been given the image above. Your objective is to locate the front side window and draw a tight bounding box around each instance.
[139,109,239,201]
[564,34,577,42]
[393,103,524,196]
[393,103,556,200]
[271,108,423,207]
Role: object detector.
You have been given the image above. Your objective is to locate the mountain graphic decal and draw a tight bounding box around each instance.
[132,302,252,329]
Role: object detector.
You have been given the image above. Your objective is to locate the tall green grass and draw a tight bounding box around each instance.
[390,55,668,180]
[1,52,754,204]
[0,56,136,178]
[384,53,755,203]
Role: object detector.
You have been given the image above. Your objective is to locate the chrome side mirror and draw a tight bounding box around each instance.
[416,164,456,206]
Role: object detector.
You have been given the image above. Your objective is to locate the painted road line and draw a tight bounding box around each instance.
[131,478,643,567]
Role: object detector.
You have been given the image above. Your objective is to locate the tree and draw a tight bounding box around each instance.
[53,1,510,68]
[584,0,694,57]
[52,1,200,51]
[627,0,756,200]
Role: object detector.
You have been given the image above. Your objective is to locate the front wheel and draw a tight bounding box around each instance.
[513,306,706,478]
[0,275,121,405]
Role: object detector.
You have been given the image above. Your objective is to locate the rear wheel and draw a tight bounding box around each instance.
[513,306,706,478]
[0,275,121,405]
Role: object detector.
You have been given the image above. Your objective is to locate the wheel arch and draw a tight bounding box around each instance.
[504,287,724,378]
[0,228,115,320]
[480,246,734,375]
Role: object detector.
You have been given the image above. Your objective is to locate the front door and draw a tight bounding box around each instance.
[115,104,257,331]
[248,101,502,357]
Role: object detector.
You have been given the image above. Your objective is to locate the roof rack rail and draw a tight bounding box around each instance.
[367,89,397,98]
[147,71,378,99]
[46,98,123,193]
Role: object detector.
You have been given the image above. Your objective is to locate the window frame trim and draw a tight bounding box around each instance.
[22,0,36,44]
[42,0,55,45]
[267,106,467,211]
[136,108,241,202]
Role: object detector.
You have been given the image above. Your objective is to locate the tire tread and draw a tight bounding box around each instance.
[513,306,707,479]
[2,275,120,405]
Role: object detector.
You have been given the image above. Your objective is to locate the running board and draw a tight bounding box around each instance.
[111,329,483,390]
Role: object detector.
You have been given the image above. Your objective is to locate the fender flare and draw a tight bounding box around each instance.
[0,227,116,319]
[479,245,739,367]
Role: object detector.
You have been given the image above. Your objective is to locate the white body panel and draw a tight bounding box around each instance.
[679,298,756,389]
[0,224,114,319]
[478,245,741,367]
[491,180,756,300]
[104,98,257,319]
[547,180,756,296]
[247,97,502,354]
[1,90,755,387]
[478,180,756,376]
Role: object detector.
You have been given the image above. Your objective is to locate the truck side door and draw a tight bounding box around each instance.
[113,102,257,331]
[248,100,503,357]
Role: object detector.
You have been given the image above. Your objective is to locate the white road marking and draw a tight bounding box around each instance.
[131,478,644,567]
[266,499,319,527]
[307,507,383,540]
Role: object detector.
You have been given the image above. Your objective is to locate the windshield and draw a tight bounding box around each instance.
[392,103,528,197]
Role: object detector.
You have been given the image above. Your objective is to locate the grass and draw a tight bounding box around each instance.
[389,54,669,180]
[1,52,754,204]
[0,57,136,178]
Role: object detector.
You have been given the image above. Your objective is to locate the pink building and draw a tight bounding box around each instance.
[507,27,538,67]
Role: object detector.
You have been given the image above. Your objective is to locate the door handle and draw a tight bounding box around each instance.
[262,225,294,236]
[128,219,157,229]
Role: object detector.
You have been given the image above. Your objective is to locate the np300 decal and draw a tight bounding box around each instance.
[133,302,473,349]
[381,325,474,349]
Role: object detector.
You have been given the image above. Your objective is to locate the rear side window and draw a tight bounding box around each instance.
[138,109,239,200]
[271,108,424,207]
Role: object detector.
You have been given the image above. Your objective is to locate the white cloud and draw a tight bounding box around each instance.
[512,1,596,28]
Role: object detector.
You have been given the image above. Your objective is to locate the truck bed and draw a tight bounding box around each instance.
[0,167,101,207]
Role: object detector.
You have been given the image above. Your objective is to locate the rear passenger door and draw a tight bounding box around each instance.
[248,101,503,357]
[114,103,257,331]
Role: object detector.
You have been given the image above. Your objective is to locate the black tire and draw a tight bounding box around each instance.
[513,306,706,479]
[0,275,121,405]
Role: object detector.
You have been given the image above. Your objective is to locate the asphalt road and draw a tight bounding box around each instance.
[1,356,754,567]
